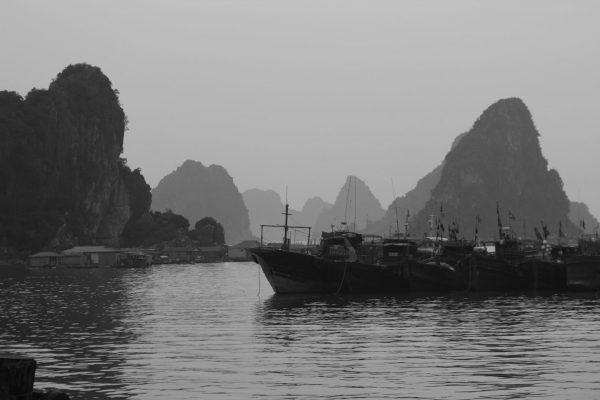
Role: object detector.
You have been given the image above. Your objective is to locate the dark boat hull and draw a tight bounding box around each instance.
[566,255,600,291]
[250,248,409,294]
[460,255,526,291]
[518,258,566,291]
[407,260,464,290]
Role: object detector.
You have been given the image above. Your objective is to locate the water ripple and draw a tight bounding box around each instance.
[1,263,600,398]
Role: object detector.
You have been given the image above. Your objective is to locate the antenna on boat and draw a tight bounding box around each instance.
[496,202,503,240]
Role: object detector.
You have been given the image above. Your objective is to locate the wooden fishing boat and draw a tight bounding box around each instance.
[250,204,411,295]
[251,229,410,295]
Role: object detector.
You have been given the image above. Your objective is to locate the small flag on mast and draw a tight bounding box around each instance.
[559,221,566,238]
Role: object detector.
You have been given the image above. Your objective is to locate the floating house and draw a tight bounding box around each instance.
[197,246,227,262]
[61,246,122,267]
[28,252,62,267]
[161,246,196,263]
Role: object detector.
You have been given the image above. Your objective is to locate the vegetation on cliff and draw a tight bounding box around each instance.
[121,209,189,248]
[189,217,226,246]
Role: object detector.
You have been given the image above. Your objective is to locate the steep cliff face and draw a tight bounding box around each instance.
[0,63,137,251]
[151,160,252,244]
[243,189,331,243]
[411,98,577,239]
[313,176,385,238]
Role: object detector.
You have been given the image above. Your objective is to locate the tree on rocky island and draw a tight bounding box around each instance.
[189,217,225,246]
[122,210,190,248]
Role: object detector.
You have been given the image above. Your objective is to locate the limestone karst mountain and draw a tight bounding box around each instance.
[0,63,147,251]
[407,97,578,240]
[242,189,331,244]
[313,176,385,238]
[151,160,252,245]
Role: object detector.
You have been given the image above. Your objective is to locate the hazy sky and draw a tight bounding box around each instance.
[3,1,599,216]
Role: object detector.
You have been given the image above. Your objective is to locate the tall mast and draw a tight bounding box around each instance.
[354,177,357,232]
[282,203,291,250]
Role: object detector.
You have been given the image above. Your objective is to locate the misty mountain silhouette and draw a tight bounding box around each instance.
[313,176,385,238]
[405,97,577,240]
[151,160,252,245]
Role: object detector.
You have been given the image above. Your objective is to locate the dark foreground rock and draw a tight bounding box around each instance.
[0,353,36,399]
[1,353,71,400]
[32,389,71,400]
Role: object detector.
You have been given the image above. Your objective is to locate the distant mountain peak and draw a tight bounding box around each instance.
[314,176,385,236]
[180,159,203,168]
[408,97,575,239]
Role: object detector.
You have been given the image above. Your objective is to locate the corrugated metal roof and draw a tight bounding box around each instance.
[30,252,62,258]
[62,246,120,254]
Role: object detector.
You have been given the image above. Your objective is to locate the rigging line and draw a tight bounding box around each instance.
[335,262,349,296]
[344,176,351,226]
[256,263,261,297]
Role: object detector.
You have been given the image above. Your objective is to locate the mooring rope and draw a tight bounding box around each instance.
[257,263,261,297]
[335,262,349,295]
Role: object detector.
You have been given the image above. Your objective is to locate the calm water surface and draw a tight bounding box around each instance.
[1,262,600,399]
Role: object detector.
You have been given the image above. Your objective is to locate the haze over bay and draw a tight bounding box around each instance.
[2,1,599,215]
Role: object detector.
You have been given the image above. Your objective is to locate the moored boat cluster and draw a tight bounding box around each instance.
[251,228,600,295]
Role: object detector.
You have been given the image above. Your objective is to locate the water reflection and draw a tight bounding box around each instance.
[255,292,600,399]
[0,266,143,399]
[1,263,600,399]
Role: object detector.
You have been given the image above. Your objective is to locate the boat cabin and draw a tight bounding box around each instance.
[320,232,362,261]
[380,239,419,265]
